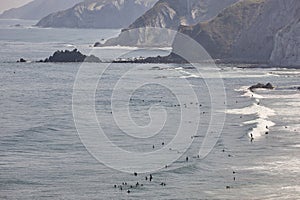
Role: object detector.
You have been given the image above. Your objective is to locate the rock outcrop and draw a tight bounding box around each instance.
[0,0,82,20]
[42,49,101,63]
[36,0,158,29]
[249,83,274,92]
[270,18,300,67]
[177,0,299,63]
[17,58,27,63]
[98,0,239,47]
[112,54,187,64]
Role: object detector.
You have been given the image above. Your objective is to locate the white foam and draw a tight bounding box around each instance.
[246,118,275,137]
[93,45,139,50]
[93,45,172,51]
[270,71,300,77]
[281,186,300,193]
[179,74,201,79]
[235,86,264,99]
[175,68,197,78]
[156,47,173,51]
[229,85,281,138]
[273,107,300,117]
[241,157,300,174]
[263,93,300,99]
[176,68,202,79]
[227,103,276,138]
[290,144,300,148]
[66,44,76,48]
[231,83,300,139]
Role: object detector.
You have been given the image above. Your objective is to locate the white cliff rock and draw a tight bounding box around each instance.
[271,18,300,67]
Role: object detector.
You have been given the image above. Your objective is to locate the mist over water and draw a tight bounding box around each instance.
[0,20,300,199]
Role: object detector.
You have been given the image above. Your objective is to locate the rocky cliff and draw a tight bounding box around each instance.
[177,0,299,64]
[99,0,238,47]
[270,18,300,67]
[0,0,82,20]
[128,0,239,29]
[36,0,158,29]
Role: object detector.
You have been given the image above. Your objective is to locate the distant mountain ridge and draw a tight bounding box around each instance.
[36,0,158,29]
[0,0,83,20]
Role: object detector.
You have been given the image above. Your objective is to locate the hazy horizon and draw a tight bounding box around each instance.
[0,0,32,13]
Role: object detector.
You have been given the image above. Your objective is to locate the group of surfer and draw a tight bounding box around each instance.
[114,173,168,194]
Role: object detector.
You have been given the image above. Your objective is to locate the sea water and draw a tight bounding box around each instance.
[0,19,299,199]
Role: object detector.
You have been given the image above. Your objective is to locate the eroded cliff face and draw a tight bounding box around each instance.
[270,18,300,67]
[177,0,299,64]
[100,0,238,47]
[128,0,239,29]
[36,0,158,29]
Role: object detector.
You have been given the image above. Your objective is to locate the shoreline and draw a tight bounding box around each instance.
[13,47,300,69]
[12,59,300,69]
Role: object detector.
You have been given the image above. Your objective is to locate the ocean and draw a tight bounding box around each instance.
[0,19,299,199]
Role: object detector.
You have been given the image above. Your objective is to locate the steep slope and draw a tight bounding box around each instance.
[270,18,300,67]
[36,0,158,29]
[177,0,299,63]
[100,0,238,47]
[0,0,82,20]
[128,0,239,30]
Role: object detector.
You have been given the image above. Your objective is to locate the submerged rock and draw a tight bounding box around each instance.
[249,83,274,92]
[42,49,101,63]
[93,42,101,47]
